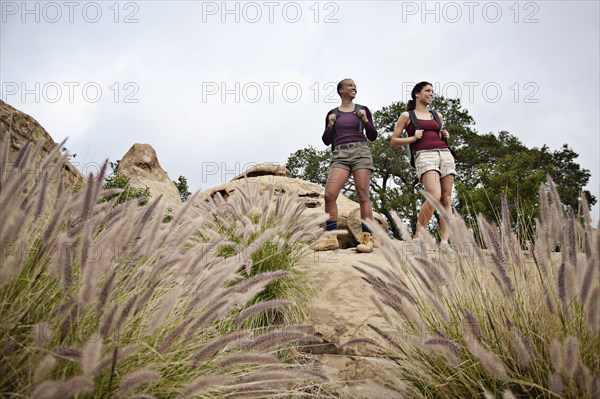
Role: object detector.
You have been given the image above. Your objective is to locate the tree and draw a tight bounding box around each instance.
[285,97,595,240]
[285,146,330,188]
[454,144,548,238]
[453,132,596,238]
[174,175,192,202]
[368,130,419,238]
[540,144,595,212]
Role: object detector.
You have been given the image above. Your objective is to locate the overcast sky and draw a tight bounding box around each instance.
[2,0,599,222]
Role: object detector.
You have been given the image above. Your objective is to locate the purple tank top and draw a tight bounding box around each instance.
[334,111,367,146]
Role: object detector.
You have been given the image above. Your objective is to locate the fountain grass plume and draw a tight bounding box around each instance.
[189,182,325,329]
[0,135,326,397]
[352,178,599,398]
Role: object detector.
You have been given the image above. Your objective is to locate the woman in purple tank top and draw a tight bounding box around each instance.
[390,81,456,251]
[312,78,379,253]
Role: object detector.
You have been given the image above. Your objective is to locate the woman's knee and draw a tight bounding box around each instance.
[424,189,442,203]
[440,194,452,207]
[324,190,339,203]
[355,188,370,203]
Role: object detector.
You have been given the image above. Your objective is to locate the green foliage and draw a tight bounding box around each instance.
[285,145,330,187]
[102,160,151,205]
[241,240,307,327]
[372,100,407,133]
[454,134,547,239]
[541,144,596,211]
[173,175,192,202]
[198,184,326,329]
[162,207,174,223]
[102,173,151,205]
[454,132,596,242]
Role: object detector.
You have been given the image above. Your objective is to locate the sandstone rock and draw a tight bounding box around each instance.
[231,163,291,180]
[295,247,408,396]
[117,143,182,209]
[314,354,405,398]
[196,163,388,247]
[297,248,391,358]
[0,100,84,190]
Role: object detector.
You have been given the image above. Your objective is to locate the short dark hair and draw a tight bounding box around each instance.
[337,78,353,98]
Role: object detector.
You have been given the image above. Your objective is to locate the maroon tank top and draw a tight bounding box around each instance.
[406,116,448,151]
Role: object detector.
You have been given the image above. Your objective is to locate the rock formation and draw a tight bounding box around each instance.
[0,100,84,189]
[196,163,388,247]
[117,143,182,209]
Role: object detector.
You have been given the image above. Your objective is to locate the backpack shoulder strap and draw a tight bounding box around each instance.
[354,104,364,133]
[407,110,420,168]
[329,107,339,151]
[430,110,442,130]
[430,110,449,144]
[407,110,419,131]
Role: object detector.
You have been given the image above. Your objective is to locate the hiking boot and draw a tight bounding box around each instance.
[356,232,374,253]
[311,234,339,251]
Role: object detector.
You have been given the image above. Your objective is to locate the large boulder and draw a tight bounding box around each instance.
[0,100,84,190]
[232,163,291,179]
[197,163,388,247]
[117,143,182,209]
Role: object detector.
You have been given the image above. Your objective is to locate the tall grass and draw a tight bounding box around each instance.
[0,138,326,398]
[351,177,599,398]
[193,182,327,329]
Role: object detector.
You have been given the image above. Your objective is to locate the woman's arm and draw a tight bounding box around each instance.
[362,106,378,141]
[437,112,450,139]
[391,112,418,147]
[322,111,335,145]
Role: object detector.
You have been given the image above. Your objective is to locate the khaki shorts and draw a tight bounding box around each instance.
[330,145,374,172]
[415,150,456,180]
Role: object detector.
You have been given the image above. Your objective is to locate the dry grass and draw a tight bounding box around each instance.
[5,135,598,398]
[350,178,599,398]
[0,137,327,398]
[190,180,328,329]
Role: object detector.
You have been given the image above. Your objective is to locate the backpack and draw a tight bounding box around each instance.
[406,109,457,168]
[329,104,363,151]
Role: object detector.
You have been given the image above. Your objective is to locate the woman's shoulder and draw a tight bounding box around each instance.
[396,111,410,128]
[398,110,409,119]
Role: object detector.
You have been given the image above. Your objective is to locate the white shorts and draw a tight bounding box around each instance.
[415,150,456,180]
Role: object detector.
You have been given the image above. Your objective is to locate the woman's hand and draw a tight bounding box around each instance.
[328,113,337,129]
[414,129,424,140]
[440,129,449,139]
[357,109,369,124]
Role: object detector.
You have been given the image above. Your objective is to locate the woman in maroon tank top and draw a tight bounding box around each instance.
[390,81,456,250]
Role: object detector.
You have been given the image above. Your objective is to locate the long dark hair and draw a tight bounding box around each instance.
[406,81,432,111]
